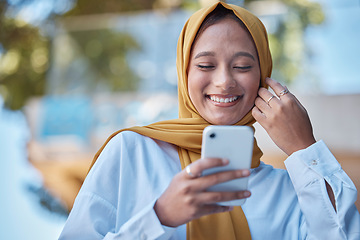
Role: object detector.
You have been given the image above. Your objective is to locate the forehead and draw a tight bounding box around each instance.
[191,18,257,57]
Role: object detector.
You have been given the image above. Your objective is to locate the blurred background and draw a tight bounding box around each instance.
[0,0,359,239]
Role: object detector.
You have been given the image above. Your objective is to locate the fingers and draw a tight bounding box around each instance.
[252,77,316,156]
[254,78,292,117]
[189,190,251,218]
[199,168,250,190]
[185,165,200,178]
[252,105,266,122]
[199,190,251,205]
[255,88,273,111]
[156,158,251,227]
[201,205,234,215]
[184,158,250,190]
[183,157,229,179]
[266,77,290,98]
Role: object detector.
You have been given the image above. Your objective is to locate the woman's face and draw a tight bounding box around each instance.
[188,17,260,125]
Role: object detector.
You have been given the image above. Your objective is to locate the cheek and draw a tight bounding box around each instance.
[187,71,195,101]
[187,71,200,108]
[188,84,195,104]
[249,81,260,97]
[187,69,205,101]
[242,73,261,102]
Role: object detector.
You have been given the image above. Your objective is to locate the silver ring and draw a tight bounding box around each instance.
[185,165,196,178]
[267,95,275,104]
[279,89,289,96]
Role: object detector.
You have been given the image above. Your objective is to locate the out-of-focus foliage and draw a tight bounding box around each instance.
[68,29,141,92]
[0,0,324,110]
[245,0,325,84]
[0,2,50,110]
[0,0,199,110]
[0,0,161,110]
[65,0,156,15]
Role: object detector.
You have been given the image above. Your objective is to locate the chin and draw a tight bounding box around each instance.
[207,117,239,126]
[205,111,249,125]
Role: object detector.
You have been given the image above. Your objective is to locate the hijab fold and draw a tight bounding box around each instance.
[89,2,272,239]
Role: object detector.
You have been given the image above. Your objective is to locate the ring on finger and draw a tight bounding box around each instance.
[267,95,276,104]
[186,165,197,178]
[279,89,289,96]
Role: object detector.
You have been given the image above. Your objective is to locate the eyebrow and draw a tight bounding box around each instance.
[234,51,255,61]
[194,51,255,61]
[194,51,215,59]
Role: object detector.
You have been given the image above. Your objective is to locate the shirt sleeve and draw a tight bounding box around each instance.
[59,132,179,240]
[103,200,178,240]
[284,140,360,239]
[59,192,177,240]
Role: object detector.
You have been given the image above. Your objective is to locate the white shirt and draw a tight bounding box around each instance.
[59,131,360,239]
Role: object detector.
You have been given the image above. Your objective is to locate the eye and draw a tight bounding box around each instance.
[196,64,215,70]
[234,66,252,71]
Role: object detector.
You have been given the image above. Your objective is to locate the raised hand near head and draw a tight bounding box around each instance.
[252,78,316,156]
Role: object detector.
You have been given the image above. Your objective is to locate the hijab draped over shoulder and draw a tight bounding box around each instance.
[89,2,272,239]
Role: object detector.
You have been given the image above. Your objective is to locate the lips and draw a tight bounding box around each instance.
[206,94,241,104]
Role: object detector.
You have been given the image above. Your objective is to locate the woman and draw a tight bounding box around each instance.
[59,2,359,239]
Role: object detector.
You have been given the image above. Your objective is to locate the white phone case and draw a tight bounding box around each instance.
[201,125,254,206]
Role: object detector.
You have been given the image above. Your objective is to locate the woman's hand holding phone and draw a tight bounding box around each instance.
[153,157,251,227]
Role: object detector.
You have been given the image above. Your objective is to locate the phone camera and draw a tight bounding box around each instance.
[209,133,216,138]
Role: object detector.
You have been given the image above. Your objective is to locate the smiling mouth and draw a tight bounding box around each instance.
[206,95,240,103]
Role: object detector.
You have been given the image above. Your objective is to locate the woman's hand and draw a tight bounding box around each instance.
[153,158,251,227]
[252,77,316,156]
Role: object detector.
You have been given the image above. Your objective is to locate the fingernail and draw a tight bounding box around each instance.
[242,169,250,176]
[222,158,229,165]
[244,191,251,197]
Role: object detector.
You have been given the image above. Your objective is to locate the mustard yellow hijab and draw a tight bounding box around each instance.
[90,2,272,239]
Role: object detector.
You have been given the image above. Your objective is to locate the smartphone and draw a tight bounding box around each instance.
[201,125,253,206]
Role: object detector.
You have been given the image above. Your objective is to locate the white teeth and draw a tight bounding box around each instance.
[209,96,239,103]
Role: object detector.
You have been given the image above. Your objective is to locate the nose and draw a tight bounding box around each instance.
[213,66,236,90]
